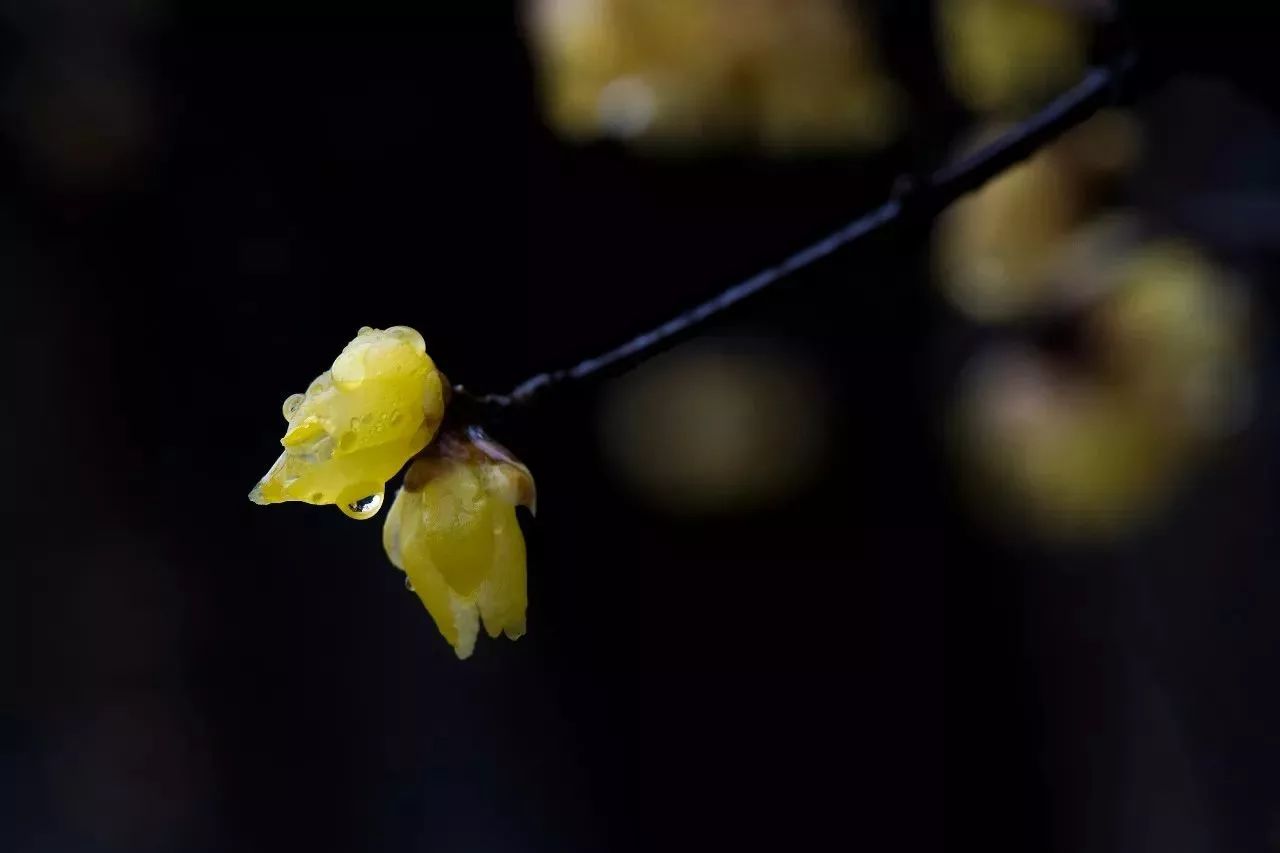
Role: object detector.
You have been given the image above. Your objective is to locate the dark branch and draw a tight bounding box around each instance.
[460,53,1138,412]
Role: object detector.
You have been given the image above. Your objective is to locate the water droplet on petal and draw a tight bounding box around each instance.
[282,393,305,421]
[340,491,384,520]
[404,576,415,592]
[386,326,426,354]
[332,349,366,389]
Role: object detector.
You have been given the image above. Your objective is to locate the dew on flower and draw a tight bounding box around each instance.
[248,325,447,519]
[342,491,385,521]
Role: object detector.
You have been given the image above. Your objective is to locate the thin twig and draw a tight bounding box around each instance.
[460,53,1137,411]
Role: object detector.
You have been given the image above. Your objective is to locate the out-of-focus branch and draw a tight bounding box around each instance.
[459,53,1138,412]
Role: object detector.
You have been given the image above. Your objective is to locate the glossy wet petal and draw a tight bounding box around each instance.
[478,503,528,641]
[249,326,446,518]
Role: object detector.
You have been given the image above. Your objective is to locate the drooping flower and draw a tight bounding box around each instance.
[249,326,447,519]
[382,427,536,659]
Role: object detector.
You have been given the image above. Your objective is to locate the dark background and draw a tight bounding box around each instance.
[3,2,1280,851]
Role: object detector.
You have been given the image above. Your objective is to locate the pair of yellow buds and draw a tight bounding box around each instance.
[249,326,534,659]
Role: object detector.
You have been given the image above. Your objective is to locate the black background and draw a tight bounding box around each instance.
[3,2,1280,851]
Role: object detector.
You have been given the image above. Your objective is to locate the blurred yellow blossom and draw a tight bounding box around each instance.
[956,347,1185,539]
[249,326,447,519]
[934,112,1142,322]
[936,133,1084,321]
[525,0,902,151]
[954,237,1253,541]
[1090,240,1253,438]
[937,0,1087,115]
[382,428,535,659]
[599,339,828,515]
[934,16,1253,543]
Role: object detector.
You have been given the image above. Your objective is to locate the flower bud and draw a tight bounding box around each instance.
[382,427,535,659]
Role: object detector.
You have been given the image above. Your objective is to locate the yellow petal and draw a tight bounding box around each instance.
[383,485,481,658]
[409,553,481,660]
[478,503,528,641]
[415,464,495,597]
[251,423,431,507]
[381,485,410,571]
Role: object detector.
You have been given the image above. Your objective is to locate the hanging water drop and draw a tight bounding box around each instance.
[340,491,384,520]
[404,576,415,592]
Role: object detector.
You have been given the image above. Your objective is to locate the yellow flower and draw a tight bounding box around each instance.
[937,0,1086,115]
[1091,240,1253,438]
[955,347,1185,541]
[249,326,447,519]
[382,428,535,659]
[525,0,901,152]
[934,131,1083,321]
[934,114,1142,322]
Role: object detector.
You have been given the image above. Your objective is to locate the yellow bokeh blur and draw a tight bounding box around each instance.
[525,0,902,152]
[937,0,1087,115]
[599,340,828,515]
[953,238,1253,541]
